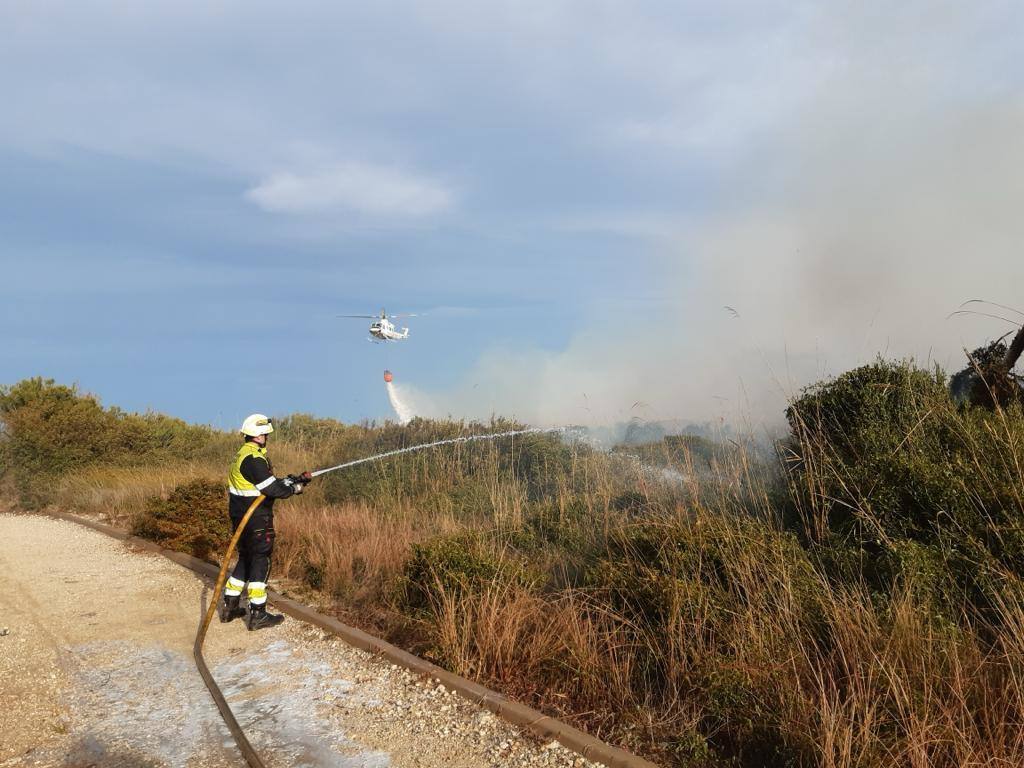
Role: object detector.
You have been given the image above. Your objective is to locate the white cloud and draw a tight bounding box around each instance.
[245,163,454,217]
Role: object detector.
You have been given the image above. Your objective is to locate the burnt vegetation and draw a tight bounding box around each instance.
[948,324,1024,408]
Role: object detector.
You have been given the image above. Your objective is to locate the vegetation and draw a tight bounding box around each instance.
[785,359,1024,617]
[131,478,230,560]
[0,377,233,507]
[3,362,1024,767]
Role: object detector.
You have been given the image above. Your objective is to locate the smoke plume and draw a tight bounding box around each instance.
[416,4,1024,430]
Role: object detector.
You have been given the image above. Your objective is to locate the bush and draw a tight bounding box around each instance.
[313,418,584,510]
[0,379,123,498]
[401,532,541,612]
[0,377,226,507]
[784,359,1024,615]
[579,516,821,766]
[614,434,736,470]
[590,517,820,622]
[131,479,230,560]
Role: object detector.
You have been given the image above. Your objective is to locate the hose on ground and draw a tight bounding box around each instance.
[195,426,570,765]
[193,494,267,768]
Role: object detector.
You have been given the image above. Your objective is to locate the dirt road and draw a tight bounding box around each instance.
[0,514,599,768]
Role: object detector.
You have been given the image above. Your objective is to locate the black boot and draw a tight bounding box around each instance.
[219,594,246,623]
[246,602,285,631]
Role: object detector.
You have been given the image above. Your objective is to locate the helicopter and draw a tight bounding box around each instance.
[338,309,416,342]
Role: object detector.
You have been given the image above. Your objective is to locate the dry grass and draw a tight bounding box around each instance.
[45,423,1024,767]
[11,366,1024,766]
[48,434,323,526]
[407,520,1024,766]
[273,501,463,605]
[52,462,223,523]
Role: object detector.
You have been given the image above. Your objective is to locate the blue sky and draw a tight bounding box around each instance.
[3,2,1024,429]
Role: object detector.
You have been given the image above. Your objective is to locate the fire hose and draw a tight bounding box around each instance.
[193,427,568,767]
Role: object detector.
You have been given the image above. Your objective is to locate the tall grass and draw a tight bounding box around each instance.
[5,367,1024,766]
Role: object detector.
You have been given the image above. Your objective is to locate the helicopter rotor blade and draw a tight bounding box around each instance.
[338,314,377,319]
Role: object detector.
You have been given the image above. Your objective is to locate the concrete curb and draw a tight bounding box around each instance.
[43,511,661,768]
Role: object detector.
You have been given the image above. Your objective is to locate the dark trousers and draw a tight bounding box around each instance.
[229,509,275,585]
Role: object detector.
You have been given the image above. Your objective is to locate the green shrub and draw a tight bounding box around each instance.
[131,479,229,560]
[784,359,1024,615]
[314,418,585,510]
[588,517,820,626]
[698,663,809,768]
[579,516,819,766]
[0,377,226,506]
[614,434,736,470]
[515,498,595,555]
[303,559,326,590]
[0,379,122,498]
[401,532,540,611]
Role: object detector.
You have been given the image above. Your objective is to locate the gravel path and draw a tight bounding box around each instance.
[0,513,602,768]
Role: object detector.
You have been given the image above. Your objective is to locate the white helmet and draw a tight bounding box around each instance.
[240,413,274,437]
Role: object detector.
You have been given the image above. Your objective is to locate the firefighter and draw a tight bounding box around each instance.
[219,413,311,631]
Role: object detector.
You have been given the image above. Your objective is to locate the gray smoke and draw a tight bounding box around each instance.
[416,2,1024,429]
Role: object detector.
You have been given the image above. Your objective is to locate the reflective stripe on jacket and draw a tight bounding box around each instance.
[227,441,296,518]
[228,442,267,497]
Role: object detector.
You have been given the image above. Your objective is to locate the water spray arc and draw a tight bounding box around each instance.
[310,426,569,478]
[194,426,570,768]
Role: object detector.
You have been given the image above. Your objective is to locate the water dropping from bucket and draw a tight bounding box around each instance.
[384,370,414,424]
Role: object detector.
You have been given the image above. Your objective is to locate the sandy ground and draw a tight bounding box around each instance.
[0,513,602,768]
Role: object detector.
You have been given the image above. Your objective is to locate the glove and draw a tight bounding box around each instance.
[285,471,313,494]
